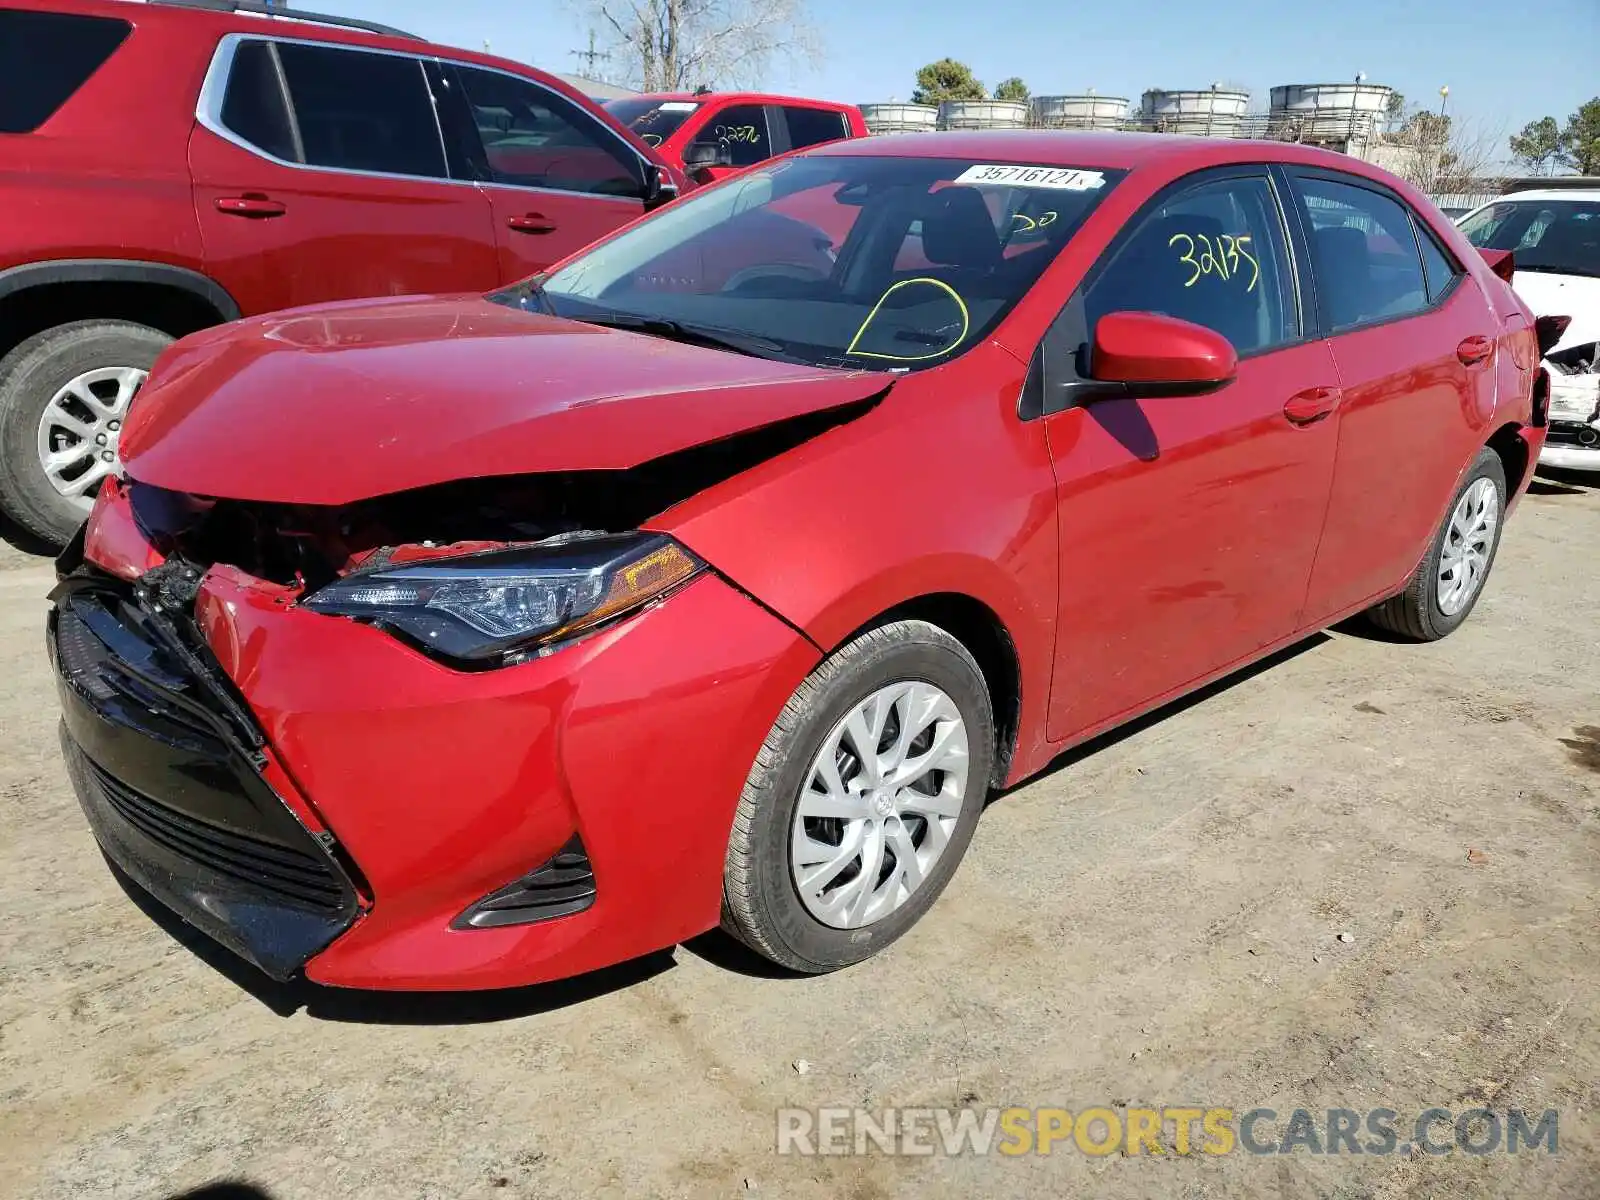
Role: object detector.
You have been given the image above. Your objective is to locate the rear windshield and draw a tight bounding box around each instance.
[0,8,130,133]
[1459,198,1600,279]
[529,154,1123,371]
[604,98,700,147]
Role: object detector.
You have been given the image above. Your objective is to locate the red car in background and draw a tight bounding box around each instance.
[50,131,1548,991]
[0,0,685,546]
[605,91,867,183]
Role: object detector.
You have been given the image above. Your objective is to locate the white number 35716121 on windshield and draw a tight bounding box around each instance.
[954,164,1107,190]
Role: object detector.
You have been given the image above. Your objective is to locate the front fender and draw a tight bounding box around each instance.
[652,345,1061,783]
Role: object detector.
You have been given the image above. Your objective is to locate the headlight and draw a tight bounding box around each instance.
[302,533,702,664]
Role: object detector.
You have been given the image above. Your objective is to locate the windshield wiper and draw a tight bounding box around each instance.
[575,311,791,360]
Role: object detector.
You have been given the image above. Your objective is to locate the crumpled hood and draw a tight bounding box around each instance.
[120,295,887,505]
[1511,271,1600,354]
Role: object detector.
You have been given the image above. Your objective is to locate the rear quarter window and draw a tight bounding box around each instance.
[0,8,131,133]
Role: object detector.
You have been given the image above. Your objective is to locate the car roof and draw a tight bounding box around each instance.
[815,129,1396,175]
[623,91,855,110]
[1485,189,1600,203]
[82,0,561,85]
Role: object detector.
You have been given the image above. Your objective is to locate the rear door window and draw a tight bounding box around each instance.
[1292,176,1430,331]
[448,65,644,197]
[0,8,130,133]
[218,40,299,163]
[781,106,849,149]
[690,104,771,167]
[272,41,448,178]
[1414,222,1462,303]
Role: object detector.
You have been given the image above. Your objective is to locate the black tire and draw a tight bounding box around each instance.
[721,619,995,973]
[1365,447,1507,641]
[0,320,172,547]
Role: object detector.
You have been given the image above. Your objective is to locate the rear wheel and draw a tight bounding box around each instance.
[0,320,171,546]
[1365,448,1506,641]
[721,620,995,973]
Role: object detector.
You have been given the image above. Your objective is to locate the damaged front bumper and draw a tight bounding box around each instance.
[1539,350,1600,471]
[50,570,362,980]
[51,481,821,991]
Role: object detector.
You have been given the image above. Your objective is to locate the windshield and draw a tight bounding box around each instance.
[604,98,700,147]
[1459,198,1600,278]
[526,154,1122,370]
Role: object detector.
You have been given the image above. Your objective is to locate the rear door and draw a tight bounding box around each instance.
[1285,170,1495,625]
[1038,168,1342,739]
[190,35,499,315]
[776,104,852,152]
[437,62,652,283]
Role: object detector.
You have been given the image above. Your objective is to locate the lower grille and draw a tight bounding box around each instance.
[454,835,596,928]
[85,757,345,911]
[52,569,361,979]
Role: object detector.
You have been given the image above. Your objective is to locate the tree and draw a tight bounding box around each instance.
[992,77,1029,103]
[1558,98,1600,175]
[911,59,985,106]
[1510,116,1562,175]
[1381,110,1505,194]
[591,0,819,91]
[1384,90,1406,131]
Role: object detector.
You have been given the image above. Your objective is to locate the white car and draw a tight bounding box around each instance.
[1458,189,1600,471]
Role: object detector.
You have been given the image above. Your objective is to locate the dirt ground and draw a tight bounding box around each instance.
[1,476,1596,1200]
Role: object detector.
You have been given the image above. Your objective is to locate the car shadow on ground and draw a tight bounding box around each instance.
[1004,632,1334,794]
[108,857,675,1023]
[162,1187,275,1200]
[0,510,56,559]
[111,635,1345,1005]
[1527,469,1596,496]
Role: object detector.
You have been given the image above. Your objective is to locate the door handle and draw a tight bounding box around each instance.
[506,213,557,234]
[1283,386,1341,426]
[214,195,286,218]
[1456,335,1494,366]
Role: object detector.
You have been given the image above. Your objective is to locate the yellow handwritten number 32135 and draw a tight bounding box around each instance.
[1169,232,1260,292]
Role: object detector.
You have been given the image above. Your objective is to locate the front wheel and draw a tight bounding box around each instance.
[1365,447,1507,641]
[721,620,995,973]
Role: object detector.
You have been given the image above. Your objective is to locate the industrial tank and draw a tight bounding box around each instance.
[938,100,1029,130]
[858,103,938,134]
[1030,94,1129,130]
[1139,87,1250,136]
[1269,82,1394,143]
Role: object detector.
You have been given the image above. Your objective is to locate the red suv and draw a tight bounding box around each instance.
[0,0,685,546]
[605,91,867,184]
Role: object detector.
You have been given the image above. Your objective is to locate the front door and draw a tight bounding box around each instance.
[190,36,499,315]
[1040,169,1341,740]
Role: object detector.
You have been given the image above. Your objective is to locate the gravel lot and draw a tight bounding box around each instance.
[1,477,1596,1200]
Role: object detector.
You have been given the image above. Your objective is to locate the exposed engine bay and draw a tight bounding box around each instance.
[1545,340,1600,434]
[114,402,871,595]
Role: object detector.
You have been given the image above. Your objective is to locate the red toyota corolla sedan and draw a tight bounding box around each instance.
[49,132,1550,991]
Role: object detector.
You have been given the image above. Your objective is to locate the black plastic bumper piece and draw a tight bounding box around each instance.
[50,577,359,981]
[453,835,596,929]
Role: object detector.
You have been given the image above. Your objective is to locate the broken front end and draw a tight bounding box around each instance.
[1541,340,1600,471]
[48,465,823,989]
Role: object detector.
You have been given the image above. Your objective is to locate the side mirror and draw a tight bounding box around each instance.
[642,163,678,210]
[682,139,732,171]
[1089,311,1237,392]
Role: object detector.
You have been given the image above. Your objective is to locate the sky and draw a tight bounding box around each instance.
[321,0,1596,140]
